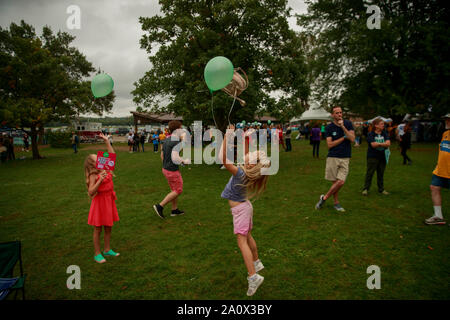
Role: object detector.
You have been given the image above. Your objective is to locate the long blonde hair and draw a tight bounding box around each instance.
[84,154,101,199]
[240,151,271,200]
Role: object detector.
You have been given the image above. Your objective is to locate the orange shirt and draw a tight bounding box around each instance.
[433,130,450,178]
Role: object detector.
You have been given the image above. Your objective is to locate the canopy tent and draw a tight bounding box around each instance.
[367,116,393,124]
[290,103,332,123]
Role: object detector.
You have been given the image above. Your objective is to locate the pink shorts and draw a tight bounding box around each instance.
[162,168,183,194]
[231,200,253,236]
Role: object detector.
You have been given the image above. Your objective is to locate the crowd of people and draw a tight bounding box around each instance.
[313,108,449,227]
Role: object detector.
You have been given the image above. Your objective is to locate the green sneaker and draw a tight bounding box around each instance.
[94,253,106,263]
[103,249,120,257]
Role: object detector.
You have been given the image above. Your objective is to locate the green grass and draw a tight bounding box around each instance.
[0,137,449,300]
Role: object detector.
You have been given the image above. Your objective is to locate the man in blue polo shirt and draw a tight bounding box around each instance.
[315,106,355,212]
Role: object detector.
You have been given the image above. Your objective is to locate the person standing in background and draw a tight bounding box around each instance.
[140,132,146,152]
[311,124,321,158]
[320,123,326,140]
[400,122,412,165]
[315,106,355,213]
[362,118,390,196]
[5,135,15,160]
[127,132,134,153]
[424,114,450,225]
[133,132,140,152]
[285,126,292,152]
[354,123,363,147]
[23,133,29,152]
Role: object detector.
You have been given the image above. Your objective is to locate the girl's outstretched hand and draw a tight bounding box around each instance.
[98,133,108,142]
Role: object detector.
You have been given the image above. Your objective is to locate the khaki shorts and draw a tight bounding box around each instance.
[325,157,350,182]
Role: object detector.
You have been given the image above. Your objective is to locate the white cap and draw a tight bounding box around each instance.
[443,113,450,119]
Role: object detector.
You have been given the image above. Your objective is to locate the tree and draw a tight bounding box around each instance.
[0,21,115,159]
[298,0,450,120]
[133,0,310,131]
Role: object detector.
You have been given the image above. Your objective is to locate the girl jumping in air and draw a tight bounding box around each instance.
[220,125,271,296]
[84,133,120,263]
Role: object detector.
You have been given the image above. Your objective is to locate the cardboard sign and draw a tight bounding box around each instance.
[96,151,116,171]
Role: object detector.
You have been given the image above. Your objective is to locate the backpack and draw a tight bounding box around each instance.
[74,135,79,143]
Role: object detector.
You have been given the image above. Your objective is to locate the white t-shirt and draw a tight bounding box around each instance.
[398,124,405,136]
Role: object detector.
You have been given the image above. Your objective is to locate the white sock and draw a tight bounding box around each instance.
[433,206,443,219]
[248,274,258,281]
[254,259,260,264]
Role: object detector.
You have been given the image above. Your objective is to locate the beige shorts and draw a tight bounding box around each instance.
[325,157,350,182]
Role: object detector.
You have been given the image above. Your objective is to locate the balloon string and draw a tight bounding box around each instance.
[227,88,237,126]
[211,92,219,129]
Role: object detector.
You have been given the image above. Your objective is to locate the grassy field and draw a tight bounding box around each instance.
[0,136,449,300]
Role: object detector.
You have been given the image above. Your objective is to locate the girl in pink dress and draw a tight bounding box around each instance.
[84,133,119,264]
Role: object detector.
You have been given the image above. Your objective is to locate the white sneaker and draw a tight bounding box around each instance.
[220,165,226,169]
[424,216,446,225]
[254,260,264,273]
[247,274,264,296]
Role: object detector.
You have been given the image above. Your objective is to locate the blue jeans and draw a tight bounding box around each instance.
[72,143,77,153]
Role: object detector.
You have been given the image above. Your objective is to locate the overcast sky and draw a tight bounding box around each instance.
[0,0,307,117]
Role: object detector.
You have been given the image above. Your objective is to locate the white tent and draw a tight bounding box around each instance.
[290,102,332,123]
[367,116,393,124]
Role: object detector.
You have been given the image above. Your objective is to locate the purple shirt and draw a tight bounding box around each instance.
[311,127,321,141]
[221,167,246,202]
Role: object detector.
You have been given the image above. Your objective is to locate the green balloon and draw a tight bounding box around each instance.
[267,120,271,124]
[204,56,234,91]
[242,120,246,125]
[91,73,114,98]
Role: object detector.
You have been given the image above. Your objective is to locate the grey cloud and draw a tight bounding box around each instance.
[1,0,305,117]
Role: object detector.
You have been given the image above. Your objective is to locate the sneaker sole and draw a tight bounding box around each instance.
[153,205,165,219]
[424,221,446,225]
[170,212,185,217]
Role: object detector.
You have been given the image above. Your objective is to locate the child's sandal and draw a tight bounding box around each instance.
[103,249,120,257]
[94,253,106,263]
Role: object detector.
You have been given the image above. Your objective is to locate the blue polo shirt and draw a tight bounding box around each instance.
[325,120,354,158]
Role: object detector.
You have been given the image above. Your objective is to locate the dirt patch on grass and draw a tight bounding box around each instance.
[81,144,131,152]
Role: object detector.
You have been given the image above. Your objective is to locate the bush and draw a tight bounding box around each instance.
[48,130,72,148]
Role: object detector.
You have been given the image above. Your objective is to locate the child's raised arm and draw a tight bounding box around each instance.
[99,133,115,154]
[220,125,238,175]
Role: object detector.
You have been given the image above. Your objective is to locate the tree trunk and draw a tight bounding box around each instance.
[30,124,42,160]
[38,126,44,145]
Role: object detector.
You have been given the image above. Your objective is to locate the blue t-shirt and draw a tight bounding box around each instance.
[221,167,246,202]
[152,134,159,145]
[367,131,390,159]
[325,120,354,158]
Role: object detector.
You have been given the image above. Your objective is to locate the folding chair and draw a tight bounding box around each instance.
[0,241,26,300]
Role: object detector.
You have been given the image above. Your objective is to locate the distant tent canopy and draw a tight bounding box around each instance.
[130,111,183,125]
[367,116,393,124]
[130,111,183,133]
[253,115,278,123]
[290,102,332,123]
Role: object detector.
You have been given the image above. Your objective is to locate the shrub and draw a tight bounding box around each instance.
[48,130,72,148]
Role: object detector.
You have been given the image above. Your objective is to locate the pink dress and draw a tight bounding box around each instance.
[88,172,119,226]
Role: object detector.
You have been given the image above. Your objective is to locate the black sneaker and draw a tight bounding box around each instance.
[171,209,185,217]
[153,204,165,219]
[315,194,326,210]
